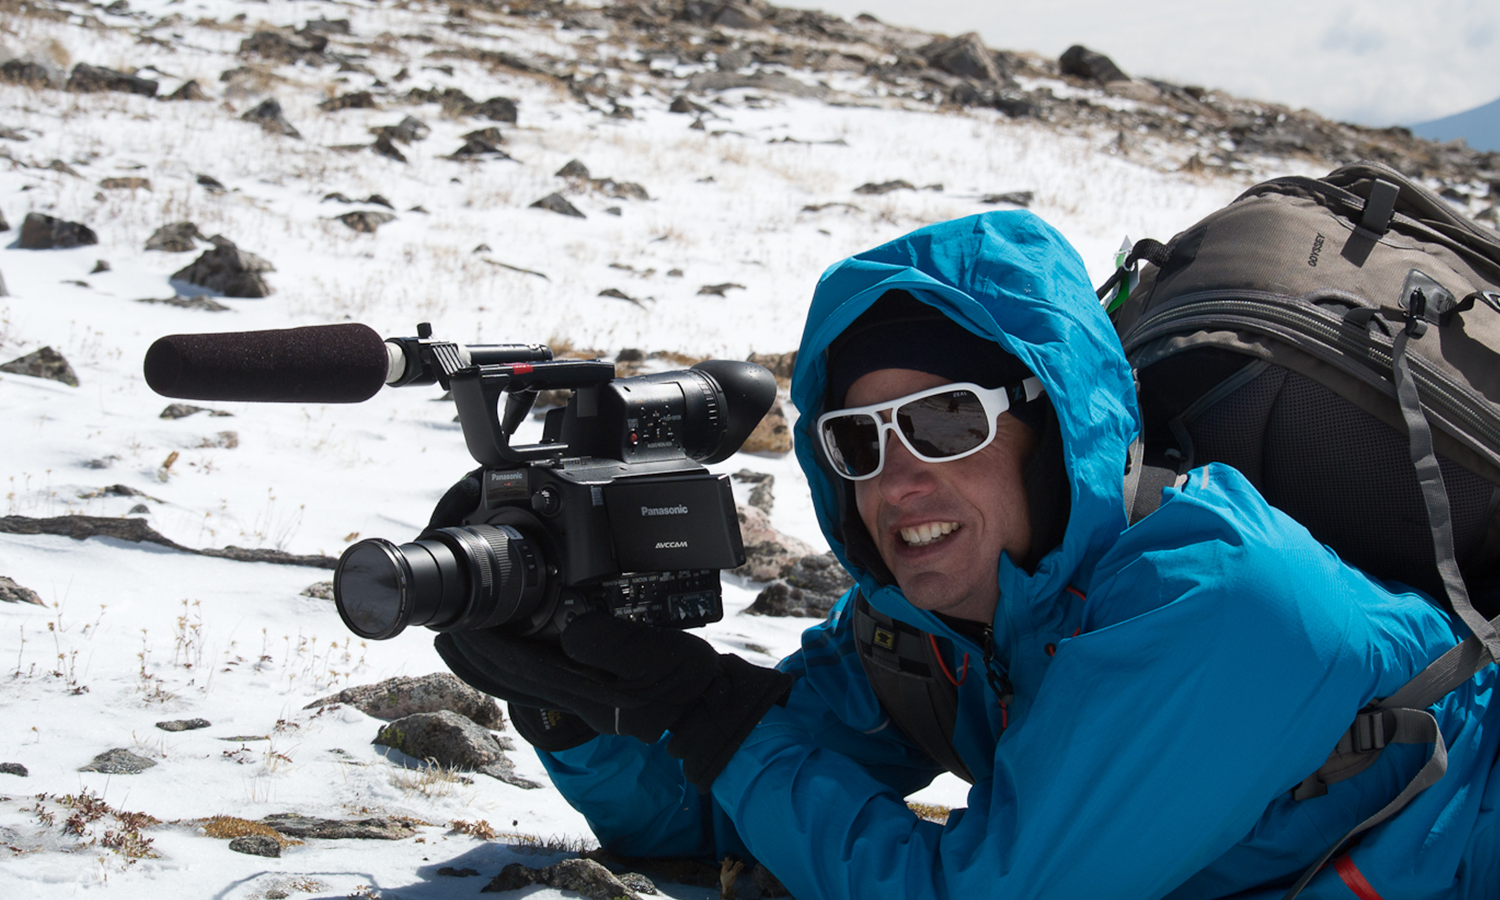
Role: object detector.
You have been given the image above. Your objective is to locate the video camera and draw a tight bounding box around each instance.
[143,322,778,641]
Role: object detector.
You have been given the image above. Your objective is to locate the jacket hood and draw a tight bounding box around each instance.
[790,212,1140,637]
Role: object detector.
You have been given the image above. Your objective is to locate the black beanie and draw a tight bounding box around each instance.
[826,291,1044,430]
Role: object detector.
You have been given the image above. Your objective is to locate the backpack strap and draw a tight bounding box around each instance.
[1282,293,1500,900]
[851,592,975,784]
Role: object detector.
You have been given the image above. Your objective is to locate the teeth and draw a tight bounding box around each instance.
[900,522,958,547]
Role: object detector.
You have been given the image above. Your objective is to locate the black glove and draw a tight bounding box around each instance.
[436,613,793,791]
[427,470,600,750]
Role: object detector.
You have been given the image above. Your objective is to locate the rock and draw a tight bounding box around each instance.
[732,469,774,512]
[0,270,6,297]
[305,672,505,728]
[685,71,828,99]
[980,190,1034,207]
[260,813,416,841]
[596,178,649,201]
[0,576,44,605]
[335,210,395,233]
[0,59,55,88]
[716,48,752,71]
[196,173,226,193]
[90,259,109,274]
[228,834,281,857]
[0,762,28,777]
[448,132,510,160]
[530,193,585,218]
[146,222,206,252]
[371,134,406,162]
[853,180,914,195]
[669,96,711,115]
[99,176,150,191]
[156,718,211,732]
[79,748,157,774]
[241,98,301,139]
[920,32,1006,84]
[473,96,519,123]
[732,504,814,582]
[19,212,98,249]
[171,235,274,298]
[239,30,328,64]
[0,207,7,231]
[407,86,478,115]
[439,867,481,877]
[483,859,642,900]
[319,90,375,111]
[556,159,590,180]
[165,79,209,101]
[373,710,505,767]
[748,552,853,617]
[1059,44,1130,84]
[740,399,790,454]
[66,63,158,96]
[1,347,79,387]
[697,282,745,297]
[301,581,333,600]
[746,349,796,386]
[370,115,430,144]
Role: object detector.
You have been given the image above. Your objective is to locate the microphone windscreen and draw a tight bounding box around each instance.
[144,323,389,403]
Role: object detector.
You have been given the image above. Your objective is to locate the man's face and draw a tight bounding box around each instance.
[847,368,1036,624]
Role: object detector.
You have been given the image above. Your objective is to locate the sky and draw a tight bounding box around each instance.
[781,0,1500,128]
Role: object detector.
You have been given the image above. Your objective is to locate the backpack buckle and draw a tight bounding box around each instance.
[1350,709,1389,753]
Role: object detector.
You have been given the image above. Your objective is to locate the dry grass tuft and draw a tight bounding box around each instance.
[196,815,304,847]
[907,802,951,824]
[449,818,498,840]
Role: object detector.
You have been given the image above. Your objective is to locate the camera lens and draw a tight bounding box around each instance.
[334,525,547,639]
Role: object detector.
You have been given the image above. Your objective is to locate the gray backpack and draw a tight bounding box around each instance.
[1110,161,1500,895]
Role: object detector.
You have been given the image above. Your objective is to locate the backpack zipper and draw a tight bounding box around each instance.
[1122,290,1500,455]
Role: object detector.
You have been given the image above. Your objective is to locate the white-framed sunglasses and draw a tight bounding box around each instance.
[817,378,1043,481]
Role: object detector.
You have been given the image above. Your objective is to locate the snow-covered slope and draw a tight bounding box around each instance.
[0,0,1445,896]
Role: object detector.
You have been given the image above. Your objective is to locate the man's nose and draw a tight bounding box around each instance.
[876,432,936,503]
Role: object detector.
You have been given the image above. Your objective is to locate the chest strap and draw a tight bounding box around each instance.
[852,593,975,784]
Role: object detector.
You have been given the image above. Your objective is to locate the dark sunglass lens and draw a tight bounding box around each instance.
[897,390,990,458]
[822,415,882,476]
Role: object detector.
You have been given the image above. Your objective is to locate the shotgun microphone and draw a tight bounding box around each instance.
[143,323,391,403]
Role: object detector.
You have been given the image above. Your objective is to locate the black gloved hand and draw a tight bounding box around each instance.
[427,470,600,750]
[436,613,793,791]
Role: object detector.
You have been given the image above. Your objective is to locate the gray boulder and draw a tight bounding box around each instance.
[319,90,375,111]
[66,63,158,96]
[156,718,211,732]
[732,504,814,582]
[921,32,1007,84]
[228,834,280,857]
[530,193,585,218]
[171,235,274,298]
[0,576,43,605]
[306,672,504,728]
[732,469,774,512]
[369,115,429,144]
[19,212,97,249]
[483,859,643,900]
[239,30,328,64]
[79,748,157,774]
[241,98,300,138]
[747,551,853,617]
[0,59,54,87]
[164,79,209,101]
[145,221,205,252]
[1,347,79,386]
[473,96,518,123]
[374,710,539,788]
[0,762,27,777]
[260,813,415,840]
[335,210,395,233]
[1059,44,1130,84]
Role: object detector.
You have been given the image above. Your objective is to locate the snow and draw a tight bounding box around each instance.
[0,0,1282,895]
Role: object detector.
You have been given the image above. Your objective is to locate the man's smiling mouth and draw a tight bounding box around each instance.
[899,522,960,547]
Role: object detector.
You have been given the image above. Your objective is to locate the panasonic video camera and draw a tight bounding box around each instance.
[143,322,778,642]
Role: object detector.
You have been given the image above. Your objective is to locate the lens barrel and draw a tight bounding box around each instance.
[333,524,546,639]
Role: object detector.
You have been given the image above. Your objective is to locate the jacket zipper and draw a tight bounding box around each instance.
[979,624,1014,729]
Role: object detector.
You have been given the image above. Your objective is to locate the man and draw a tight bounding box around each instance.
[438,212,1499,898]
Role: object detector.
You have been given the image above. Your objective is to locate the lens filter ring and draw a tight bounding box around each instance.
[334,538,415,641]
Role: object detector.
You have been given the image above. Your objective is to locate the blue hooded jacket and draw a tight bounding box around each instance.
[540,212,1500,899]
